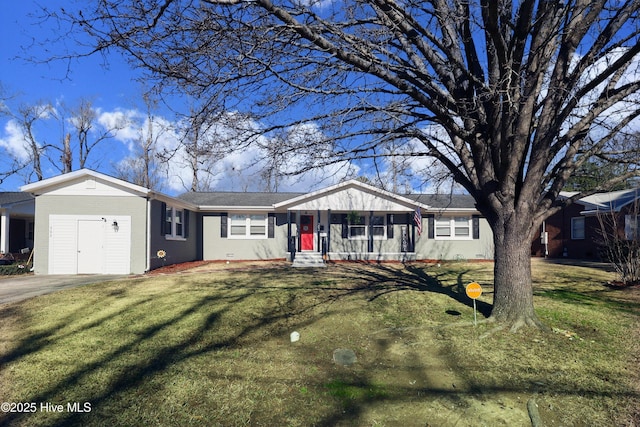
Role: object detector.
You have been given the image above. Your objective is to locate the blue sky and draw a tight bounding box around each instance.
[0,1,140,189]
[0,2,136,105]
[0,1,375,195]
[2,0,455,197]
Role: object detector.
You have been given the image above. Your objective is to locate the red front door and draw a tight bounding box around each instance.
[300,215,314,251]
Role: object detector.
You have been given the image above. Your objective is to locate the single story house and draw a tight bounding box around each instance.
[0,192,35,256]
[531,188,640,259]
[21,169,494,274]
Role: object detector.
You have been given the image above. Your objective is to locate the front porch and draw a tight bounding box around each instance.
[285,209,421,263]
[0,193,35,256]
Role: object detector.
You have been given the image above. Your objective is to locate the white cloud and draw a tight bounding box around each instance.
[0,119,30,162]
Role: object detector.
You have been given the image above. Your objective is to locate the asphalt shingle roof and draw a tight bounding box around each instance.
[178,192,306,207]
[411,193,477,209]
[178,190,476,210]
[0,192,34,207]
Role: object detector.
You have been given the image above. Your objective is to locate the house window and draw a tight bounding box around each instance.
[229,214,268,239]
[625,215,640,240]
[571,217,585,240]
[372,216,386,238]
[348,214,386,239]
[230,214,247,236]
[435,216,472,240]
[250,214,266,236]
[165,206,186,239]
[349,215,366,239]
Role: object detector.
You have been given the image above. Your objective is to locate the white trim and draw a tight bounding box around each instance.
[198,205,274,212]
[226,213,269,240]
[347,214,387,240]
[434,216,473,240]
[146,198,151,272]
[0,210,9,253]
[21,169,150,196]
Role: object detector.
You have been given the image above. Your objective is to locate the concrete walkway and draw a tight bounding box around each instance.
[0,274,128,305]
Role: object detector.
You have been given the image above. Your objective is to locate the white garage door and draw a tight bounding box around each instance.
[49,215,131,274]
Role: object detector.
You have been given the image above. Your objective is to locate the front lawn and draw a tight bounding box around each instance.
[0,260,638,426]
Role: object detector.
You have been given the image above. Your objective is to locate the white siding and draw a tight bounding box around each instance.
[48,214,131,274]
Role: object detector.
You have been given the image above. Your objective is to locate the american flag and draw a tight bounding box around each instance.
[414,207,422,236]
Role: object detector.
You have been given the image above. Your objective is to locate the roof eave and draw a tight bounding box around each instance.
[197,205,276,212]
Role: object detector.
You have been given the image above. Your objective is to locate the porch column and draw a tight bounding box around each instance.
[0,210,9,254]
[327,209,331,253]
[317,209,321,253]
[368,210,374,253]
[287,210,293,260]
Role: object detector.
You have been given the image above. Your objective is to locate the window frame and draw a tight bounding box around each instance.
[347,214,387,240]
[433,216,473,240]
[571,217,585,240]
[228,213,269,239]
[165,206,186,240]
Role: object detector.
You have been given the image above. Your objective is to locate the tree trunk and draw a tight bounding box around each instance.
[490,217,545,331]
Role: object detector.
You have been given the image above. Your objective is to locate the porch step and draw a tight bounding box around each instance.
[292,252,326,268]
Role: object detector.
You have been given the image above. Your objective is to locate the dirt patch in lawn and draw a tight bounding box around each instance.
[146,260,291,276]
[145,260,215,275]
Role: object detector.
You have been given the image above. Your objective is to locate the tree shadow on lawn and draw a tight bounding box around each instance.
[0,277,356,426]
[1,267,636,426]
[329,262,493,318]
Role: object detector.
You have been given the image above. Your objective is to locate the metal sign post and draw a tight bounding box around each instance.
[465,282,483,326]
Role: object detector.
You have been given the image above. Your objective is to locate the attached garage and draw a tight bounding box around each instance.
[21,169,199,275]
[49,215,131,274]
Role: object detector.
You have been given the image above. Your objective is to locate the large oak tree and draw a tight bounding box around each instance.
[51,0,640,329]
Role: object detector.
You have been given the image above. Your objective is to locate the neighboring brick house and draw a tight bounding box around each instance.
[532,189,640,259]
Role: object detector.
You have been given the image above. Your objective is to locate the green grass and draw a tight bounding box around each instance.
[0,260,638,426]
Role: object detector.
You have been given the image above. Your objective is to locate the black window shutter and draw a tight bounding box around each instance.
[184,209,190,238]
[268,213,275,238]
[472,215,480,239]
[387,214,394,239]
[341,214,348,238]
[427,214,435,239]
[160,202,166,235]
[220,213,228,238]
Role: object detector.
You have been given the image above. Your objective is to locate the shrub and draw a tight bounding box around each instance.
[0,264,30,276]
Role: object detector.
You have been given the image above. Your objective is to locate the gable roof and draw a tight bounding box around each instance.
[18,169,479,213]
[19,169,198,210]
[576,188,640,214]
[273,179,432,211]
[21,169,151,196]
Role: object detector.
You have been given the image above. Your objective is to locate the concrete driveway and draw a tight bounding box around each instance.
[0,274,128,305]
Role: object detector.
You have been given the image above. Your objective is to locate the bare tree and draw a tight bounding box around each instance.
[595,193,640,286]
[52,98,124,172]
[49,1,640,329]
[61,133,72,173]
[114,94,165,190]
[2,102,55,182]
